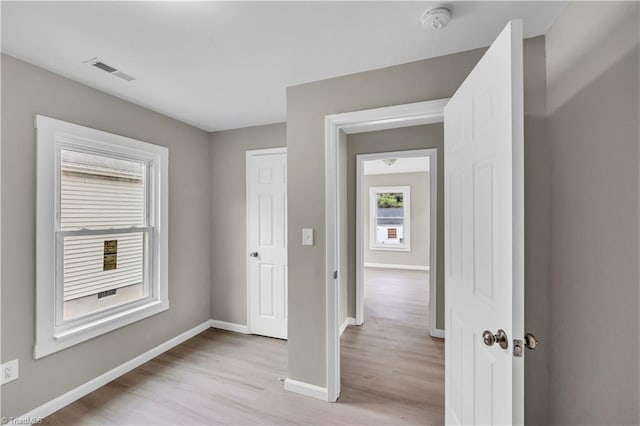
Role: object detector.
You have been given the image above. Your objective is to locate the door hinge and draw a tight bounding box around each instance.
[333,270,338,279]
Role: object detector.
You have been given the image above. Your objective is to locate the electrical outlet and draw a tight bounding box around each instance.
[1,359,19,385]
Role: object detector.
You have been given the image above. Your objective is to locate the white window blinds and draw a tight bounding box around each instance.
[60,152,145,302]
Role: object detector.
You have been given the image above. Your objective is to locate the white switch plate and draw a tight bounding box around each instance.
[1,359,19,385]
[302,228,314,246]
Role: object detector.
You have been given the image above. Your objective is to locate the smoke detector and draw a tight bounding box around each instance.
[421,8,452,30]
[83,57,136,82]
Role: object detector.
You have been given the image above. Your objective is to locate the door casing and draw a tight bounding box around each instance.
[324,99,448,402]
[355,149,439,337]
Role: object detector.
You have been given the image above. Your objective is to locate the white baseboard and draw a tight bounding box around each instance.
[210,319,250,334]
[339,318,348,336]
[339,317,357,336]
[430,328,445,339]
[18,320,212,424]
[364,262,429,271]
[284,378,329,401]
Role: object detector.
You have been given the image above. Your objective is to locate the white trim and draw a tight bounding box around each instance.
[356,157,364,327]
[245,147,287,335]
[18,320,211,424]
[339,317,357,336]
[35,115,169,359]
[430,328,445,339]
[210,319,250,334]
[364,263,430,271]
[325,99,448,402]
[283,378,329,402]
[339,317,349,336]
[427,152,439,339]
[325,114,341,403]
[246,147,288,156]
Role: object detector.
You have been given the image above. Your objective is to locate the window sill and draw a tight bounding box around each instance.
[35,299,169,359]
[369,246,411,252]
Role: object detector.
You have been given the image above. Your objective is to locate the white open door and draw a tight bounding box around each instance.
[247,148,288,340]
[444,20,524,425]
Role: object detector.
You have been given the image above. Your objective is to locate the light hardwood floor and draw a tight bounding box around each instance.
[44,268,444,425]
[340,268,444,424]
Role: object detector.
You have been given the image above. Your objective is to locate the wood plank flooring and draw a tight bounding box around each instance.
[44,268,443,425]
[340,268,444,425]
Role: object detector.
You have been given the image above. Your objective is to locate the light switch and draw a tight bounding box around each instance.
[302,228,314,246]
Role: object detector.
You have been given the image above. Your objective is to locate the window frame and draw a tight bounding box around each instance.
[35,115,169,359]
[369,185,411,252]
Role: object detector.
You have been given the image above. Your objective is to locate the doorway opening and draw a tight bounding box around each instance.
[355,149,439,337]
[325,98,448,402]
[338,146,444,422]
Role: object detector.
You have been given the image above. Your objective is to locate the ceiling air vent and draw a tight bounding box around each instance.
[92,61,117,73]
[84,57,136,82]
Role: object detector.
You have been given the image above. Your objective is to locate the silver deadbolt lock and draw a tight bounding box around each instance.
[482,329,509,350]
[249,251,259,258]
[513,339,523,357]
[513,333,539,357]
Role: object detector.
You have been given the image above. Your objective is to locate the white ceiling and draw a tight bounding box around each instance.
[1,1,566,132]
[364,157,430,175]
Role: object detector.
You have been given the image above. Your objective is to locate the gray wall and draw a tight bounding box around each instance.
[346,124,443,322]
[287,36,550,425]
[546,2,640,424]
[209,123,286,325]
[1,54,212,417]
[9,9,635,421]
[363,171,430,267]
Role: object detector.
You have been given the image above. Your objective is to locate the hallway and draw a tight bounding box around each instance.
[340,268,445,424]
[42,268,444,425]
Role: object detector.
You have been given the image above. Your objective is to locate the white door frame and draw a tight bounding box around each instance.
[324,98,448,402]
[246,147,287,334]
[355,149,440,338]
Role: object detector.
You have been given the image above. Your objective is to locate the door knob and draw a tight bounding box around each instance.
[482,329,509,349]
[249,251,259,258]
[524,333,539,350]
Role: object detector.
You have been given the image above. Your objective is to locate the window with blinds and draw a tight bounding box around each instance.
[35,115,168,359]
[59,150,149,321]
